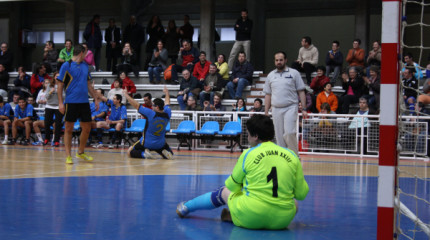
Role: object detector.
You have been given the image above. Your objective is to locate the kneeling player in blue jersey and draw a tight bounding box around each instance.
[123,87,174,159]
[176,114,309,229]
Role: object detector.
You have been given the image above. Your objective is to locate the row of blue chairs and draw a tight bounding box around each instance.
[172,121,243,152]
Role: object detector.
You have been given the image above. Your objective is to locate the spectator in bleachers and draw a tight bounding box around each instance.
[340,67,365,114]
[117,43,139,77]
[402,67,418,114]
[215,54,229,81]
[249,98,264,112]
[171,39,200,84]
[185,95,202,111]
[325,40,343,85]
[30,63,51,97]
[143,93,153,109]
[83,14,102,71]
[43,41,58,73]
[98,94,127,148]
[346,39,365,70]
[193,51,211,89]
[366,41,381,73]
[42,72,63,147]
[0,42,13,72]
[105,18,121,73]
[291,36,319,85]
[12,66,31,98]
[123,15,145,67]
[145,15,165,70]
[402,53,423,80]
[310,66,330,95]
[228,9,252,69]
[0,96,12,144]
[57,39,74,67]
[0,64,9,97]
[164,20,180,64]
[316,82,338,113]
[9,93,19,110]
[148,40,168,84]
[108,79,126,104]
[177,69,199,110]
[119,71,136,96]
[348,97,370,154]
[91,89,108,148]
[27,96,36,107]
[309,102,337,145]
[203,92,226,111]
[227,52,254,99]
[35,79,50,108]
[82,43,96,72]
[10,97,34,145]
[199,64,225,107]
[363,65,380,112]
[179,15,194,43]
[232,98,247,111]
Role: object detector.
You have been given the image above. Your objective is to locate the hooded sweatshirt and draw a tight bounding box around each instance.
[297,44,319,66]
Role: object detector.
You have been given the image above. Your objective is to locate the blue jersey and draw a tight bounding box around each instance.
[138,105,171,149]
[0,103,12,119]
[106,99,127,121]
[57,61,91,104]
[90,102,108,121]
[14,104,34,119]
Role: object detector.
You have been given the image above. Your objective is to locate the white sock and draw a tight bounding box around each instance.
[4,135,8,140]
[36,133,43,142]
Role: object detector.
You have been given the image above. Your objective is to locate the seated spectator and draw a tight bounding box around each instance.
[11,66,31,99]
[117,42,139,77]
[316,82,338,113]
[193,51,211,88]
[363,65,380,112]
[325,40,343,85]
[249,98,264,112]
[0,42,13,72]
[227,51,254,99]
[203,92,226,111]
[0,63,9,97]
[108,79,126,104]
[346,39,365,70]
[309,102,337,145]
[98,94,127,148]
[402,52,423,80]
[117,71,136,96]
[171,39,200,84]
[82,43,96,72]
[10,97,35,145]
[57,39,74,68]
[402,67,418,114]
[366,40,381,74]
[0,96,12,144]
[164,20,180,64]
[348,97,371,154]
[291,36,319,85]
[340,67,365,114]
[30,63,51,97]
[43,41,58,73]
[35,79,51,108]
[148,40,168,84]
[310,66,330,95]
[199,64,226,107]
[232,98,247,111]
[177,69,199,110]
[9,93,19,110]
[91,89,109,148]
[27,96,36,107]
[142,93,153,109]
[215,54,229,81]
[186,95,202,111]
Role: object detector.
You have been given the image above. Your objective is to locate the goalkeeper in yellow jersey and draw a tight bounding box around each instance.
[176,114,309,229]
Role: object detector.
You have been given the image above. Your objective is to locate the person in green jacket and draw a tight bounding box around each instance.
[176,114,309,230]
[57,39,74,64]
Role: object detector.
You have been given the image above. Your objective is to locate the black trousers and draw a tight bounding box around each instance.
[44,108,63,143]
[291,62,316,85]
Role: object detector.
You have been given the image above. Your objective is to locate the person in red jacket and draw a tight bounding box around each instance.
[30,63,52,97]
[316,82,338,112]
[193,51,211,85]
[111,71,136,96]
[310,66,330,95]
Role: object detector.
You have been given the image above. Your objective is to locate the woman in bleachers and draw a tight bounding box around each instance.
[232,98,247,112]
[82,43,96,72]
[164,20,180,64]
[215,54,229,81]
[110,71,136,98]
[148,40,168,84]
[108,78,126,104]
[30,63,51,97]
[145,15,165,70]
[35,78,50,108]
[117,43,139,77]
[340,67,365,114]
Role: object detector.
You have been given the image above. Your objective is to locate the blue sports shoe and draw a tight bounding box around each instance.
[176,201,189,218]
[32,141,43,146]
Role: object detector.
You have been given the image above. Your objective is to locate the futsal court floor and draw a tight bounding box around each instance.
[0,145,429,240]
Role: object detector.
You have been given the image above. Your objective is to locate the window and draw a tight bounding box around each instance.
[37,32,50,44]
[220,28,235,41]
[53,32,65,44]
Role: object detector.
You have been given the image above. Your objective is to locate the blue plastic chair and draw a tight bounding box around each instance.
[124,119,147,145]
[196,121,219,135]
[172,120,196,150]
[219,121,243,153]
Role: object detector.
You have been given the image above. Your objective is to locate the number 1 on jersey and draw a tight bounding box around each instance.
[267,167,278,197]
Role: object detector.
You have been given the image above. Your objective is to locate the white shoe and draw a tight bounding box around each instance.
[162,149,174,160]
[1,139,8,145]
[108,144,114,149]
[93,143,104,148]
[144,149,157,159]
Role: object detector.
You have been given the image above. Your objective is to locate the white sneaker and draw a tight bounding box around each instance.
[108,144,114,149]
[162,149,174,160]
[144,149,157,159]
[1,139,8,145]
[93,143,104,148]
